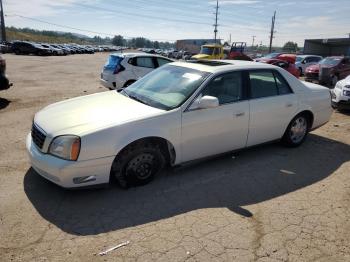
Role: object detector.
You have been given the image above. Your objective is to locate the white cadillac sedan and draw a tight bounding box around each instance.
[27,60,332,189]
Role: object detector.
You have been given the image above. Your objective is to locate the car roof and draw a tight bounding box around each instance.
[171,60,274,73]
[297,55,322,58]
[110,52,168,58]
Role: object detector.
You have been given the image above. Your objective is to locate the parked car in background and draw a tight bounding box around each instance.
[41,44,65,56]
[305,56,350,86]
[27,60,332,189]
[255,52,282,62]
[100,53,173,90]
[331,75,350,110]
[260,59,300,78]
[295,55,323,75]
[11,41,52,56]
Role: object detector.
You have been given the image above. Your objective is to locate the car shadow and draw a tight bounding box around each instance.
[0,97,10,110]
[24,134,350,236]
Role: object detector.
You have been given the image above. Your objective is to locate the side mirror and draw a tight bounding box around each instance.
[198,96,219,109]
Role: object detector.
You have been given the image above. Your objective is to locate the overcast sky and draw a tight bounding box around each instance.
[4,0,350,46]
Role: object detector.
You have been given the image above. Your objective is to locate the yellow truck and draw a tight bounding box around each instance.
[192,44,225,60]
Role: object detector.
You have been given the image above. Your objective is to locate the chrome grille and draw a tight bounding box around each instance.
[31,123,46,149]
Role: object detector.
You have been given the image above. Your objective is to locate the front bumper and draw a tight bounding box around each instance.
[26,134,115,188]
[332,100,350,110]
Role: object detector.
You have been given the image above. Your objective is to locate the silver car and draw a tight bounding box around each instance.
[295,55,322,75]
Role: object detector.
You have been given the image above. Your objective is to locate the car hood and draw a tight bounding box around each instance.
[192,54,211,59]
[34,91,164,136]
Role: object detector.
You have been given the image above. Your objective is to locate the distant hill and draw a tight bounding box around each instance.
[5,27,109,44]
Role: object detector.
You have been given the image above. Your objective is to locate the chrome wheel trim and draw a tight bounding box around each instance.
[290,117,307,144]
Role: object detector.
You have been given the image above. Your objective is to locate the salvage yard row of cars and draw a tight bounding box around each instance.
[7,41,126,56]
[27,58,333,189]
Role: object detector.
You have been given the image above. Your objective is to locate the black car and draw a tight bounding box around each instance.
[11,41,52,56]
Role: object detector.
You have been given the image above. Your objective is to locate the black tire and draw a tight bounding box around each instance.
[111,141,165,188]
[124,80,136,88]
[282,114,310,147]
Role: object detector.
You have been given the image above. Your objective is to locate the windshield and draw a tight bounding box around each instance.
[200,46,214,55]
[319,57,341,66]
[296,56,303,62]
[122,65,209,110]
[263,52,280,59]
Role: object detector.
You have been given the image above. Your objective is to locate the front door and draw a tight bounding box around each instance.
[181,71,249,162]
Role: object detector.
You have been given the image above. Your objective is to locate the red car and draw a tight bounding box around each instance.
[305,56,350,86]
[259,59,300,78]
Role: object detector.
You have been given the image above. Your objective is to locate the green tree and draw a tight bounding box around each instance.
[283,41,298,52]
[112,35,125,46]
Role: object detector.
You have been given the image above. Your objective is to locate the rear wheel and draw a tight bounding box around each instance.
[111,141,165,188]
[282,114,309,147]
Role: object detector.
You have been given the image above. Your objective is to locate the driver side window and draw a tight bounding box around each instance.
[201,71,243,105]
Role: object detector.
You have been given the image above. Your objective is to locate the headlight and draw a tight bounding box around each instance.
[49,135,81,161]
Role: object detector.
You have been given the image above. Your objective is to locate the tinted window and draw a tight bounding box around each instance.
[310,57,322,63]
[202,71,243,105]
[249,71,278,99]
[157,58,172,67]
[274,72,292,95]
[136,57,155,68]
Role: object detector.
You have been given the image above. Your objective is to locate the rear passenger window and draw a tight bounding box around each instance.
[157,58,171,67]
[249,71,278,99]
[136,57,155,68]
[274,72,292,95]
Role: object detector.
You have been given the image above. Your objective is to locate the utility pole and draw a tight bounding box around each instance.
[269,11,276,53]
[251,35,256,48]
[213,0,219,44]
[0,0,5,42]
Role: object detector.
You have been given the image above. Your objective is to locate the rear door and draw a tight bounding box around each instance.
[133,56,156,79]
[247,70,298,146]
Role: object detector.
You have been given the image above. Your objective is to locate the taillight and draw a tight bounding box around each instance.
[113,64,125,74]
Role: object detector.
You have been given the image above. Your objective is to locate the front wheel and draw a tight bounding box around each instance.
[111,142,165,188]
[282,114,309,147]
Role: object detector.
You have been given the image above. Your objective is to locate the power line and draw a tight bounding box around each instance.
[6,14,178,42]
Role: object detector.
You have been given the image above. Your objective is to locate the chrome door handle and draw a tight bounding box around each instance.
[235,112,245,117]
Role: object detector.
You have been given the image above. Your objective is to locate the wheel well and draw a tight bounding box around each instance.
[123,79,136,87]
[117,137,176,166]
[298,110,314,128]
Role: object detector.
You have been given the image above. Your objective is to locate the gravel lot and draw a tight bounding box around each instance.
[1,53,350,262]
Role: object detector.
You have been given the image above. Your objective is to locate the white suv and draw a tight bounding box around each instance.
[331,75,350,110]
[27,60,332,189]
[100,53,173,90]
